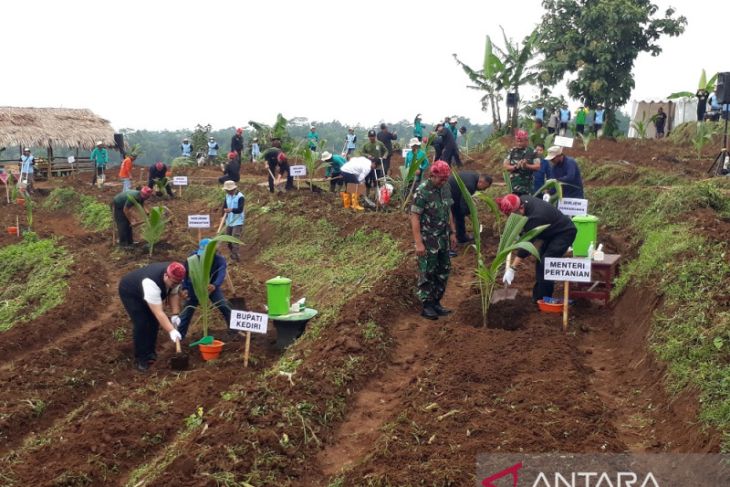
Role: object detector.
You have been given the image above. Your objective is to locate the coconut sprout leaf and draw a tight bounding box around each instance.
[498,214,528,253]
[521,223,550,244]
[504,241,542,260]
[706,73,718,92]
[532,178,563,205]
[502,171,513,193]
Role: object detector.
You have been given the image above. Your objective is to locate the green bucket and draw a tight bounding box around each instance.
[266,276,292,316]
[572,215,599,257]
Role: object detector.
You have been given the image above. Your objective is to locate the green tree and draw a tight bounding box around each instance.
[537,0,686,135]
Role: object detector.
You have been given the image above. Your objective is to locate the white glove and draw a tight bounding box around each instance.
[170,315,181,328]
[543,193,551,202]
[169,329,182,343]
[503,267,515,286]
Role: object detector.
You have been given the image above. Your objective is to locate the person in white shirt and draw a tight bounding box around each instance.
[339,156,377,211]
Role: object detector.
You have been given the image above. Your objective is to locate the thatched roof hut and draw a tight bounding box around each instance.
[0,107,115,151]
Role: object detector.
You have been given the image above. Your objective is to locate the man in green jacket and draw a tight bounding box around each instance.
[90,141,109,188]
[575,106,588,134]
[321,151,346,195]
[112,186,153,247]
[360,129,388,192]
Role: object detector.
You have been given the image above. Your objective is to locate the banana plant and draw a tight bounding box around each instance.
[692,122,719,159]
[128,195,168,256]
[187,235,242,338]
[668,69,718,99]
[452,169,547,327]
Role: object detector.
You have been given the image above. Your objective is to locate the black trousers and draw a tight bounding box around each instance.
[329,174,344,192]
[533,229,577,302]
[113,205,133,246]
[268,161,293,192]
[451,204,469,242]
[119,289,159,362]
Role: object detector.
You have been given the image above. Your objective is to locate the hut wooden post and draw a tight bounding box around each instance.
[47,140,53,181]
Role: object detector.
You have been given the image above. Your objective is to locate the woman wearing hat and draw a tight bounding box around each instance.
[497,193,577,302]
[119,262,185,371]
[321,151,346,194]
[222,180,245,262]
[404,137,429,196]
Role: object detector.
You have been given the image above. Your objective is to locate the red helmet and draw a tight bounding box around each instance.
[155,161,164,171]
[236,127,243,135]
[228,151,237,160]
[277,152,288,163]
[140,186,153,199]
[430,160,450,178]
[496,194,521,215]
[166,262,186,282]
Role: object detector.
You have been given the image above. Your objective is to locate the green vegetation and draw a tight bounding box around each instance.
[181,184,222,208]
[43,188,112,231]
[0,239,73,332]
[128,195,168,256]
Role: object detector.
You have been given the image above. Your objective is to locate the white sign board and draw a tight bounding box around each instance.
[67,156,75,164]
[173,176,188,186]
[554,135,574,148]
[289,165,306,177]
[402,149,411,158]
[187,214,211,229]
[558,198,588,216]
[544,258,592,282]
[229,310,269,334]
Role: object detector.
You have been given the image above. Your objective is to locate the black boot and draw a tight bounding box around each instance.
[421,301,439,320]
[434,301,452,316]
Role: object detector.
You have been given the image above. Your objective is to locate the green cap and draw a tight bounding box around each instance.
[266,276,292,285]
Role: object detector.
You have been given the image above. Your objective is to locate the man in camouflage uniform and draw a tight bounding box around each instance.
[410,160,458,320]
[503,129,540,195]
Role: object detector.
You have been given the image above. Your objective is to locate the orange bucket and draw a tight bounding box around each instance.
[537,299,564,314]
[198,339,224,361]
[16,198,25,207]
[7,226,18,235]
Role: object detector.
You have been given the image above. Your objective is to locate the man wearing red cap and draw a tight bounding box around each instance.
[147,161,174,198]
[111,186,153,247]
[219,151,241,184]
[503,130,540,195]
[410,160,458,320]
[118,262,185,371]
[497,193,577,302]
[230,128,244,161]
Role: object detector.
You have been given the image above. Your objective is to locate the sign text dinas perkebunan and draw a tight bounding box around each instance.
[289,165,306,177]
[229,310,269,334]
[544,258,592,282]
[558,198,588,216]
[173,176,188,186]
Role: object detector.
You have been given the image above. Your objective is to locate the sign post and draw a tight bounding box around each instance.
[543,257,592,331]
[290,165,306,191]
[229,310,269,367]
[173,176,188,196]
[558,198,588,216]
[187,214,211,241]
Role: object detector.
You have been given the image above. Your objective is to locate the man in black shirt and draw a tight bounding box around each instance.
[440,122,461,167]
[219,151,241,184]
[230,128,244,161]
[262,138,293,192]
[147,161,174,197]
[376,123,397,176]
[448,171,492,244]
[498,194,577,302]
[654,107,668,138]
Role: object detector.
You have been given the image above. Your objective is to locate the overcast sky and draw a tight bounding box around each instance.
[3,0,726,130]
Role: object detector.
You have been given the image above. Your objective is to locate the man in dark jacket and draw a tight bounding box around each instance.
[376,123,397,176]
[432,123,445,161]
[544,146,583,199]
[440,122,461,167]
[262,138,293,192]
[230,128,244,161]
[112,186,153,247]
[448,171,492,244]
[498,194,577,302]
[219,151,241,184]
[147,161,174,197]
[178,239,232,340]
[118,262,185,371]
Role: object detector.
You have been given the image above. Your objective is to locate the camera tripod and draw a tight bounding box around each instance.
[708,105,729,176]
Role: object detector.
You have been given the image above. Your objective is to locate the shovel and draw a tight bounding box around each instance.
[491,252,519,303]
[170,340,189,370]
[189,335,214,347]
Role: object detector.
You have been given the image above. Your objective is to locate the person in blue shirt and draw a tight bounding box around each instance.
[707,93,722,121]
[307,126,319,151]
[207,137,219,165]
[593,105,605,136]
[222,180,245,262]
[413,114,425,141]
[181,138,193,157]
[178,239,232,341]
[321,151,346,194]
[90,141,109,188]
[19,147,35,194]
[534,104,545,122]
[532,144,552,194]
[404,138,430,197]
[558,105,571,136]
[544,146,583,199]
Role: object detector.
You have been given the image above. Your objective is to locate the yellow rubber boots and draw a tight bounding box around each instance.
[351,193,364,211]
[340,192,351,208]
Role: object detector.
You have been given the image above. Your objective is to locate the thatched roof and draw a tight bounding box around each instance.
[0,107,115,150]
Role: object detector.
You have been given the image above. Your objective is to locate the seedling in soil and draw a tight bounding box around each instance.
[128,195,169,256]
[24,398,47,417]
[112,327,127,342]
[184,406,204,430]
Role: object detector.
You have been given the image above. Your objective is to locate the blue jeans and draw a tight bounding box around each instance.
[178,288,232,339]
[121,178,131,192]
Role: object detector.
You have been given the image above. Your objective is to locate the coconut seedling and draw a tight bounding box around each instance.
[452,170,548,327]
[186,235,243,339]
[127,195,168,256]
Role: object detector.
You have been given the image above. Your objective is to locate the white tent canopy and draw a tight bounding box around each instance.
[628,98,697,138]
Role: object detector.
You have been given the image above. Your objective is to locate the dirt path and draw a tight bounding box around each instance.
[311,252,475,482]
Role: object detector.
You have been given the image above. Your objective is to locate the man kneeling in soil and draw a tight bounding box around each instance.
[498,194,577,302]
[410,160,458,320]
[178,239,233,341]
[111,186,153,247]
[118,262,185,372]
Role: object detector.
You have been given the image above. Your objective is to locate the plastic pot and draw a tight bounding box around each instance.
[7,226,18,236]
[16,198,25,207]
[199,339,224,361]
[537,299,564,314]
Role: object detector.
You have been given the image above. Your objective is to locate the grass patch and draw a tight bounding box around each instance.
[0,239,73,332]
[43,188,112,231]
[635,167,682,186]
[181,184,223,208]
[585,186,659,229]
[579,160,633,182]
